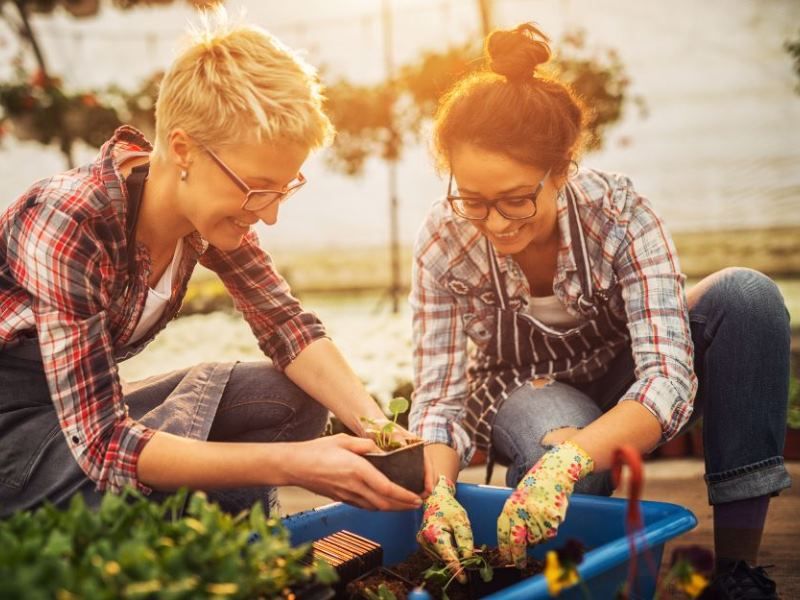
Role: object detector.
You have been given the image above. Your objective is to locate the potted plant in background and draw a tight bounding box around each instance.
[361,397,425,494]
[0,488,337,599]
[785,366,800,460]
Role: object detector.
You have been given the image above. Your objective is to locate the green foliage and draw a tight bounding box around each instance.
[788,368,800,429]
[324,29,645,175]
[0,488,335,599]
[0,66,121,153]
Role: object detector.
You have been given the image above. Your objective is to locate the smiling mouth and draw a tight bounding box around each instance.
[231,217,255,229]
[493,229,521,241]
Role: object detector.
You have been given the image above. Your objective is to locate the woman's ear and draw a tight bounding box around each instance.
[166,128,194,171]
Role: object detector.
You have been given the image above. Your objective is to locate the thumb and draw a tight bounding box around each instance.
[337,434,381,455]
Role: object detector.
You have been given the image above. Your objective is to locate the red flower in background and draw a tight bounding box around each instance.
[29,69,48,88]
[81,94,98,107]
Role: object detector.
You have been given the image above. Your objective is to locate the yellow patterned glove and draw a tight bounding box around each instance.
[497,441,594,567]
[417,475,474,581]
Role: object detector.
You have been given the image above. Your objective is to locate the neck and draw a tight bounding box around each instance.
[134,156,193,258]
[513,213,560,267]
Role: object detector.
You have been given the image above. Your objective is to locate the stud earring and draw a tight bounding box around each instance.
[180,169,188,181]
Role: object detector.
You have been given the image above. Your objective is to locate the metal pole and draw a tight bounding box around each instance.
[382,0,401,314]
[477,0,493,37]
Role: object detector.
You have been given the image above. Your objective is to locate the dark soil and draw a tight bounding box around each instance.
[346,548,543,600]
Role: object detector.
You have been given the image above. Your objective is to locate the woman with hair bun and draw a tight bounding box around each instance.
[0,10,431,518]
[411,23,789,598]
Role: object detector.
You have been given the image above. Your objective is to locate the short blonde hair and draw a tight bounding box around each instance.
[153,8,334,155]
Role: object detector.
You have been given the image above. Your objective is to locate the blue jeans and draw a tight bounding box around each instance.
[492,268,792,505]
[0,360,328,518]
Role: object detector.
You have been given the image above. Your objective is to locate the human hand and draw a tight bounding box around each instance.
[417,475,474,583]
[291,434,423,511]
[361,418,435,498]
[497,441,594,567]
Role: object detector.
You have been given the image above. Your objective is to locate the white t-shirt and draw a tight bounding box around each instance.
[525,294,580,328]
[127,240,183,346]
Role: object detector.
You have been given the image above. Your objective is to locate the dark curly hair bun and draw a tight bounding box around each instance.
[486,22,551,83]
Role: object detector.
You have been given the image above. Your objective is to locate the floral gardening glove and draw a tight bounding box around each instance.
[417,475,474,582]
[497,441,594,568]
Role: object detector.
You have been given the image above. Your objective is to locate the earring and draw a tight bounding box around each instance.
[180,169,188,181]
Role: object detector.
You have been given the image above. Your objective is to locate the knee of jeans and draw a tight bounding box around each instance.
[277,382,328,440]
[704,268,789,331]
[574,470,614,497]
[714,267,789,325]
[504,445,550,487]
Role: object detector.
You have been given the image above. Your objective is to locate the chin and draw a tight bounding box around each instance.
[203,230,246,251]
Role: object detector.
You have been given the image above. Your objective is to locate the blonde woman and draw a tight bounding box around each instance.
[0,12,429,517]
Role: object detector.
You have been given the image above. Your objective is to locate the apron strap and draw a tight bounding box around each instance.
[485,238,510,310]
[124,163,149,276]
[564,184,598,313]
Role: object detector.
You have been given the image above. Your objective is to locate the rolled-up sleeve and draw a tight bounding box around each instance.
[614,186,697,441]
[408,218,474,467]
[12,202,155,493]
[199,230,327,370]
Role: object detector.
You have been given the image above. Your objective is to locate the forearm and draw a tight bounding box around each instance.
[425,443,461,483]
[567,400,662,471]
[284,337,385,436]
[137,431,294,491]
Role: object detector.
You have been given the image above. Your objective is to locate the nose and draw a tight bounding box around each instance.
[484,206,510,232]
[254,202,280,226]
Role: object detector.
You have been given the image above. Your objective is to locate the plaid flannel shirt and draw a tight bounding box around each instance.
[0,126,326,493]
[409,168,698,467]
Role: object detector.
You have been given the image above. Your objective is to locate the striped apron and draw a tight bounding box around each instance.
[461,185,629,479]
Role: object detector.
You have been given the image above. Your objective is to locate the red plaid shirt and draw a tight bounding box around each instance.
[0,126,327,493]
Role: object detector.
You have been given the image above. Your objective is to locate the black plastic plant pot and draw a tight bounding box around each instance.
[346,566,415,599]
[301,530,384,596]
[291,581,336,600]
[364,440,425,494]
[466,564,522,599]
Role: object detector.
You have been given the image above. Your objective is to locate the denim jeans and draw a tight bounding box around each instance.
[0,359,328,517]
[491,268,792,505]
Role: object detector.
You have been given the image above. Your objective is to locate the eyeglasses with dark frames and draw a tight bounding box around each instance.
[202,145,307,212]
[446,169,551,221]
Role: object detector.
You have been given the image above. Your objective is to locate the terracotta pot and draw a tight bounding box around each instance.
[656,433,691,458]
[784,428,800,461]
[469,449,488,466]
[364,440,425,493]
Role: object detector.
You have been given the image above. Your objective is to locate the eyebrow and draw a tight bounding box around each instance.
[457,183,536,196]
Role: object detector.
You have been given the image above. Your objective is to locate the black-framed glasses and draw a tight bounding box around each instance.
[203,145,307,212]
[446,169,551,221]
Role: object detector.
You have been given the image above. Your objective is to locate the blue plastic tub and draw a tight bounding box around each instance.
[284,483,696,599]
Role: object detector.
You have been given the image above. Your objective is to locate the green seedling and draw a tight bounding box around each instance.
[360,396,411,451]
[422,545,494,600]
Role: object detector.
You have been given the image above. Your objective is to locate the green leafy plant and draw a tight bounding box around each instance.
[0,488,337,599]
[788,369,800,430]
[421,545,494,600]
[653,545,714,599]
[360,396,412,451]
